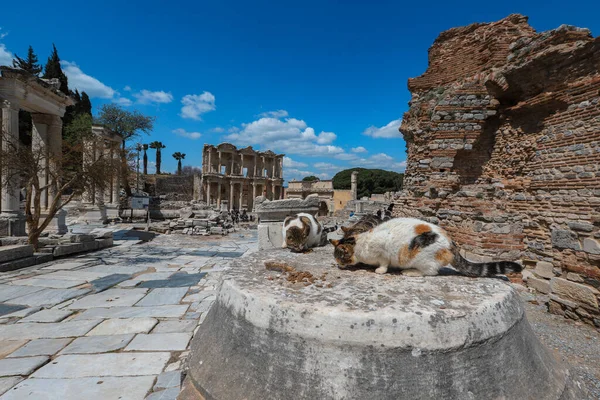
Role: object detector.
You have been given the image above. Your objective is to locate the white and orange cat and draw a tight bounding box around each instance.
[282,213,336,253]
[330,217,522,277]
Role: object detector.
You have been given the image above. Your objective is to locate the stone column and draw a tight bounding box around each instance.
[229,181,234,211]
[82,137,96,205]
[0,100,26,235]
[253,155,257,177]
[47,116,63,209]
[217,181,222,208]
[241,154,245,175]
[272,158,276,178]
[207,149,212,173]
[230,154,235,175]
[239,183,244,210]
[30,114,50,210]
[206,179,212,206]
[261,156,266,177]
[218,151,222,174]
[351,171,359,200]
[112,142,121,206]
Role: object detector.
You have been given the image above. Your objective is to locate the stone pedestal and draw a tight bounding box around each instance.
[0,214,26,237]
[185,247,586,400]
[257,222,283,250]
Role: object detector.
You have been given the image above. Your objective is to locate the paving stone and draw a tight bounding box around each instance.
[87,318,158,336]
[214,251,245,258]
[0,377,22,395]
[81,265,149,275]
[0,307,40,320]
[9,278,86,289]
[73,305,189,320]
[0,320,100,340]
[20,309,74,323]
[0,285,44,302]
[137,273,206,289]
[146,387,180,400]
[154,370,182,390]
[130,273,176,281]
[8,339,72,357]
[8,288,90,307]
[31,353,171,378]
[42,261,88,270]
[42,271,107,281]
[136,288,188,307]
[90,274,131,292]
[0,356,49,376]
[0,304,28,317]
[1,376,155,400]
[60,334,134,354]
[125,333,192,351]
[0,341,27,359]
[152,320,196,333]
[68,289,148,309]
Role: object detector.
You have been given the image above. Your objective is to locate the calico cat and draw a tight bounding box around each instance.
[330,217,522,277]
[282,213,337,253]
[341,204,394,237]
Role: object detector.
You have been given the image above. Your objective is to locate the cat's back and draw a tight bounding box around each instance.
[371,217,438,238]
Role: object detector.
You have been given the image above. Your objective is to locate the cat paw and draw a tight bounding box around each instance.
[375,266,388,274]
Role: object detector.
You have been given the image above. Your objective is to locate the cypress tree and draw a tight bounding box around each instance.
[42,44,69,95]
[79,92,92,115]
[12,45,43,75]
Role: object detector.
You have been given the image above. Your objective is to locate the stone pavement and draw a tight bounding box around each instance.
[0,228,257,399]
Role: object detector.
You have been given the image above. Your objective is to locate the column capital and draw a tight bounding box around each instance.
[1,99,19,111]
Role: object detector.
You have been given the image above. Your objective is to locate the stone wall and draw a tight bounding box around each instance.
[154,175,195,201]
[396,14,600,327]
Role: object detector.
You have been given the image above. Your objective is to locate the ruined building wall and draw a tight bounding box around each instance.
[396,14,600,327]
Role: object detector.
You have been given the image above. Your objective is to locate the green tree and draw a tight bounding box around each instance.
[12,45,43,75]
[96,104,155,195]
[142,144,149,175]
[332,168,403,198]
[302,175,319,182]
[172,152,186,175]
[149,141,166,174]
[78,92,92,115]
[42,44,69,94]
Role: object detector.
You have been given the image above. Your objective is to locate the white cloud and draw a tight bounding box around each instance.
[362,119,403,139]
[316,131,337,144]
[334,153,360,161]
[314,162,341,172]
[173,128,202,140]
[0,28,8,40]
[0,43,12,67]
[61,61,116,99]
[180,92,216,120]
[124,85,132,91]
[211,127,225,133]
[113,97,133,107]
[134,89,173,105]
[259,110,289,118]
[283,156,307,168]
[226,117,344,157]
[354,153,407,172]
[351,146,367,153]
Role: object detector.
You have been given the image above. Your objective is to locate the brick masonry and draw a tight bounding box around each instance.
[394,14,600,327]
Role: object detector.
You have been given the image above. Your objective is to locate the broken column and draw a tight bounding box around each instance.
[351,170,358,200]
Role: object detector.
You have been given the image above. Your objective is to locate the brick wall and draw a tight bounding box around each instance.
[396,14,600,327]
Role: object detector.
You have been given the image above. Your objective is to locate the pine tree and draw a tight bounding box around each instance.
[42,44,69,95]
[12,45,43,75]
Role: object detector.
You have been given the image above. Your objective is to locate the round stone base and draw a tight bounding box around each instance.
[186,247,585,400]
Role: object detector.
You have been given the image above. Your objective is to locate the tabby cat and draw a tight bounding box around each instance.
[282,213,336,253]
[331,217,522,277]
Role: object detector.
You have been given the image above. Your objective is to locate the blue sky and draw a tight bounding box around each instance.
[1,0,598,182]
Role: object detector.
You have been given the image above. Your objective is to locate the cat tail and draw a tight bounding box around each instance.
[450,242,523,277]
[323,225,338,234]
[386,203,394,212]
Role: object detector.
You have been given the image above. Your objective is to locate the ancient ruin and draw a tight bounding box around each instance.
[395,14,600,325]
[0,67,73,236]
[200,143,284,211]
[286,171,359,214]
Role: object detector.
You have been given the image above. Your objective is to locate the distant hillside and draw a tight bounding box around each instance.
[332,168,403,199]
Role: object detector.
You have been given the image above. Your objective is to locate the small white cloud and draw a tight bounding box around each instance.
[259,110,289,118]
[334,153,360,161]
[113,97,133,107]
[283,156,308,168]
[180,92,216,120]
[316,131,337,145]
[61,61,116,98]
[362,119,403,139]
[228,126,240,133]
[0,43,12,67]
[0,28,8,40]
[314,162,340,172]
[134,89,173,105]
[123,85,132,91]
[211,127,225,133]
[354,153,407,172]
[351,146,367,153]
[173,128,202,140]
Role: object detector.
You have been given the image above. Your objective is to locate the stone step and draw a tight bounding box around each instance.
[0,253,54,273]
[0,245,34,263]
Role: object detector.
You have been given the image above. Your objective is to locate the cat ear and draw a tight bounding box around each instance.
[329,239,339,246]
[283,216,292,227]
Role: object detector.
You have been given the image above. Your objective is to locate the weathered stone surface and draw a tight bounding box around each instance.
[0,341,27,359]
[31,353,170,378]
[528,276,551,294]
[1,376,155,400]
[0,356,48,377]
[255,197,320,222]
[188,247,581,400]
[67,289,147,309]
[583,238,600,255]
[42,261,88,270]
[125,333,191,351]
[0,320,100,340]
[0,304,27,317]
[0,245,34,263]
[146,387,180,400]
[257,222,283,250]
[11,278,86,289]
[73,305,189,320]
[551,230,581,251]
[136,273,206,289]
[550,278,599,311]
[7,339,71,357]
[89,274,131,292]
[0,285,44,302]
[8,288,90,307]
[0,377,22,395]
[60,334,134,354]
[135,288,188,306]
[154,370,182,390]
[19,309,74,323]
[152,320,196,334]
[533,262,555,279]
[86,318,158,336]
